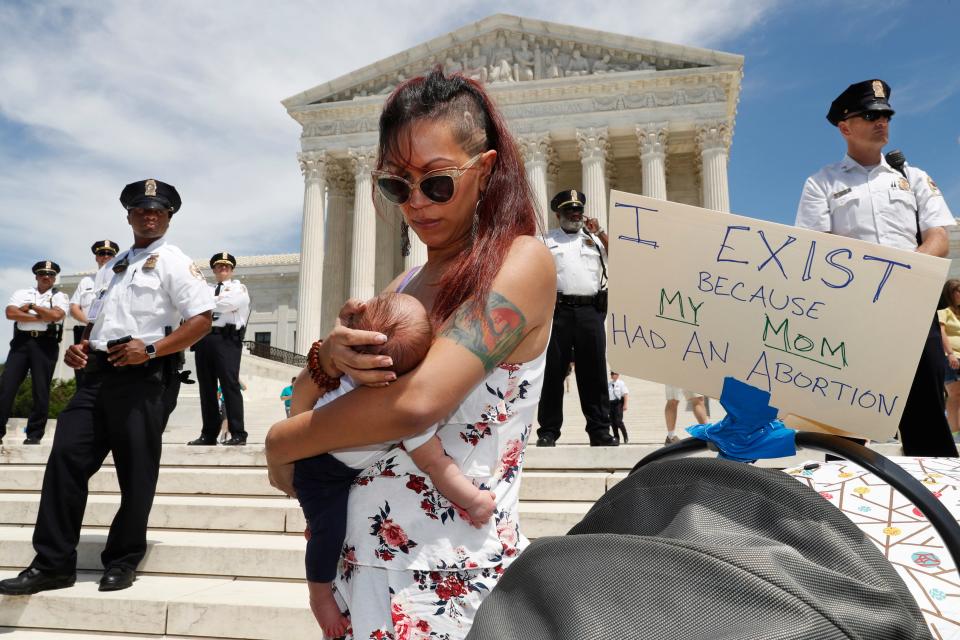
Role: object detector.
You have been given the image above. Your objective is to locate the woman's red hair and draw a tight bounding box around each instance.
[377,68,539,325]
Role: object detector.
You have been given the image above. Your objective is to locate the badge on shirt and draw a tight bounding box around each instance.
[584,238,596,247]
[832,187,851,199]
[143,254,159,271]
[189,263,204,280]
[87,298,104,322]
[928,176,942,195]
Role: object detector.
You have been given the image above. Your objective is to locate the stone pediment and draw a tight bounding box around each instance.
[282,14,743,108]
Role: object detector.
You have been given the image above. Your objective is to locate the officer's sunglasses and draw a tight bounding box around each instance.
[372,153,484,206]
[851,111,893,122]
[96,250,116,257]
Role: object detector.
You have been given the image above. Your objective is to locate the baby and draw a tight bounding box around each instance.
[293,292,496,637]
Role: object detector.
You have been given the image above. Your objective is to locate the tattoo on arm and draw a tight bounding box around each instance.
[440,290,527,372]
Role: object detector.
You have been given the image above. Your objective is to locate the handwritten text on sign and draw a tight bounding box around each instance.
[605,191,950,440]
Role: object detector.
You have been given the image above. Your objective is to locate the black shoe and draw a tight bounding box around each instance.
[22,437,41,445]
[535,435,556,447]
[99,566,136,592]
[187,436,218,446]
[622,432,629,443]
[0,567,76,595]
[589,433,619,447]
[223,435,247,446]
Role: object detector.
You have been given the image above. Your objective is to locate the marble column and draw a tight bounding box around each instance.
[517,132,552,232]
[636,123,668,200]
[576,127,610,228]
[349,147,378,301]
[322,162,354,334]
[696,120,732,212]
[404,230,428,270]
[295,150,326,355]
[375,214,397,292]
[545,147,560,231]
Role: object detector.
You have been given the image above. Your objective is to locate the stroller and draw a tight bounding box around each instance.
[467,433,960,640]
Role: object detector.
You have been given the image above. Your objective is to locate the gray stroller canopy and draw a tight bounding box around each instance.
[468,458,932,640]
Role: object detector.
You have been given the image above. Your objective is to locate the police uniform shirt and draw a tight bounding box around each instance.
[69,275,98,316]
[8,287,70,332]
[796,154,954,250]
[608,378,629,402]
[211,278,250,329]
[87,238,215,351]
[542,227,607,296]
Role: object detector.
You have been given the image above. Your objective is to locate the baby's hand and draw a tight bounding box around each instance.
[465,490,496,528]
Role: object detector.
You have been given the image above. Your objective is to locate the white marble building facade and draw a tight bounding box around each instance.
[282,14,745,354]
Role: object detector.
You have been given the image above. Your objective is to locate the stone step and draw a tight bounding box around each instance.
[0,570,317,639]
[0,493,588,538]
[0,630,166,639]
[0,465,614,502]
[0,440,829,471]
[0,525,305,581]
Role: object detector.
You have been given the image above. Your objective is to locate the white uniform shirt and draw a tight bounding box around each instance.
[608,378,629,402]
[7,287,70,332]
[796,153,954,250]
[211,278,250,329]
[69,275,98,316]
[314,377,438,469]
[87,238,215,352]
[542,227,607,296]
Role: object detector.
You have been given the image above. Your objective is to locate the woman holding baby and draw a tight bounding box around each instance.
[266,68,555,638]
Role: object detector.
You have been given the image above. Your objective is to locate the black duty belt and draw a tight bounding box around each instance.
[210,324,243,337]
[15,328,58,340]
[84,350,171,374]
[557,292,599,306]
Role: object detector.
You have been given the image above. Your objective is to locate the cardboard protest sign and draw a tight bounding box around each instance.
[605,190,950,440]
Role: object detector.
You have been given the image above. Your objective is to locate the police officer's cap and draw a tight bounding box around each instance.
[827,79,895,126]
[551,189,586,213]
[32,260,61,276]
[120,178,182,214]
[210,252,237,269]
[91,240,120,255]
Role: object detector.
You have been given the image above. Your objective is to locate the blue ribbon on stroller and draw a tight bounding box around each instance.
[686,376,797,463]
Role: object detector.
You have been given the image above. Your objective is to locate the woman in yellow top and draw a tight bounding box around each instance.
[938,279,960,437]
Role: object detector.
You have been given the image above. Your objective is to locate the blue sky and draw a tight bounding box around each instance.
[0,0,958,361]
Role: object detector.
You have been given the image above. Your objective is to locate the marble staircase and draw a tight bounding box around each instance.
[0,374,833,638]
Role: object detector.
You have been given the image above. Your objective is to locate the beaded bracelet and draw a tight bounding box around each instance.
[307,339,341,393]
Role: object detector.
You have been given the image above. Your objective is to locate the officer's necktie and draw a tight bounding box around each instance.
[215,283,222,296]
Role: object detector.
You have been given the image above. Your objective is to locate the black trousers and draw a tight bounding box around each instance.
[537,302,611,441]
[610,398,626,440]
[0,334,59,441]
[899,315,958,457]
[293,454,361,583]
[195,332,245,439]
[72,325,86,384]
[31,356,167,574]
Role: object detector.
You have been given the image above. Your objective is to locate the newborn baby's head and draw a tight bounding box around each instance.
[347,292,433,375]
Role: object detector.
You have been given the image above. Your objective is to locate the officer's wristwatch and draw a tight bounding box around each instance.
[145,343,158,360]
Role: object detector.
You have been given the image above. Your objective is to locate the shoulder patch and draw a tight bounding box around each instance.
[928,175,941,195]
[189,263,204,280]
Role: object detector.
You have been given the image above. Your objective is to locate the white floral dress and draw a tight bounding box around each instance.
[331,349,546,640]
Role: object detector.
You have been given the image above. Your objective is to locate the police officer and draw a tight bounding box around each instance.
[0,261,70,445]
[0,179,214,596]
[536,189,617,447]
[796,79,957,457]
[188,252,250,446]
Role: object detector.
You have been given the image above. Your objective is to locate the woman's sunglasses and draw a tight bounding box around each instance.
[96,250,116,257]
[372,153,484,205]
